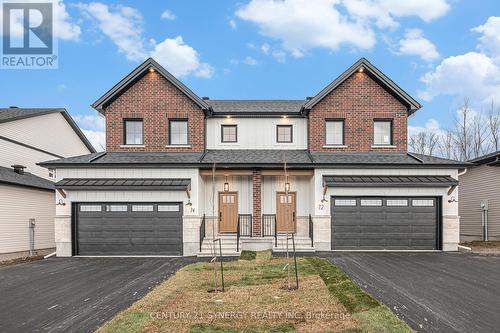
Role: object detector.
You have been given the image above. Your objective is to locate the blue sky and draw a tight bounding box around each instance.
[1,0,500,150]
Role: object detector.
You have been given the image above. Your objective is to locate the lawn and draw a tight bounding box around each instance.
[98,252,412,333]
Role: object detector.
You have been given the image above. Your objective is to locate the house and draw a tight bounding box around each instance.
[40,58,468,257]
[459,151,500,241]
[0,108,95,260]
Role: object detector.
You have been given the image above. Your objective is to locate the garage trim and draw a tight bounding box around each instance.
[330,196,442,251]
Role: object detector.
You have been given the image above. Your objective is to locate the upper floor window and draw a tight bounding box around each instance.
[373,120,392,145]
[221,125,237,143]
[124,119,143,145]
[169,119,188,145]
[326,120,344,145]
[276,125,293,143]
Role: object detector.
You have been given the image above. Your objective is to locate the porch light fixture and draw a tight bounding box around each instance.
[149,67,155,73]
[285,182,291,192]
[223,176,229,192]
[358,66,364,73]
[448,196,458,203]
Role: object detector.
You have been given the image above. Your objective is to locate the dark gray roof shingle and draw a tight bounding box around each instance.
[207,100,305,115]
[40,152,204,166]
[0,166,54,191]
[311,152,469,166]
[201,149,312,164]
[323,175,458,187]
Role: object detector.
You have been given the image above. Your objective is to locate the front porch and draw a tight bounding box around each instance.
[198,169,315,256]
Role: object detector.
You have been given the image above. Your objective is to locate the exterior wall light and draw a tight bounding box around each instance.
[285,182,291,192]
[224,176,229,192]
[358,67,364,73]
[149,67,155,73]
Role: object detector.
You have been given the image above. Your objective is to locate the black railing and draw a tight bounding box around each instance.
[309,214,314,247]
[262,214,277,247]
[237,214,252,252]
[199,214,206,252]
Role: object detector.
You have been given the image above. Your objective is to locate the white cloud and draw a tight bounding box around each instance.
[260,43,270,54]
[73,113,106,151]
[243,56,258,65]
[472,16,500,58]
[77,2,146,61]
[418,52,500,102]
[228,19,237,29]
[235,0,450,57]
[151,37,214,78]
[77,2,212,78]
[408,118,442,137]
[398,29,439,62]
[160,9,176,20]
[236,0,376,57]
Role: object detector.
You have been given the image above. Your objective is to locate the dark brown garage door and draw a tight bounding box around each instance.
[331,197,440,250]
[75,203,183,255]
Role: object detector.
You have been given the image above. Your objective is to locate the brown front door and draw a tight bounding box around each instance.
[276,192,296,233]
[219,192,238,233]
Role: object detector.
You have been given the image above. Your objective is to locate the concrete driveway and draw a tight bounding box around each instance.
[320,252,500,333]
[0,257,194,333]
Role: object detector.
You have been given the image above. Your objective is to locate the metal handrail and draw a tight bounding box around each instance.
[262,214,277,246]
[237,214,252,252]
[199,214,206,252]
[309,214,314,247]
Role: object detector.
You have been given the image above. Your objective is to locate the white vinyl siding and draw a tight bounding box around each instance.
[169,120,188,145]
[0,185,55,254]
[374,121,392,145]
[326,120,344,145]
[124,120,143,145]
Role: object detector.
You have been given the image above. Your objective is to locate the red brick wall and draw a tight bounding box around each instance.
[309,71,408,152]
[252,169,262,237]
[105,70,205,152]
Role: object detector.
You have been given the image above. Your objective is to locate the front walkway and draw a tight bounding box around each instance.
[0,257,195,333]
[319,252,500,333]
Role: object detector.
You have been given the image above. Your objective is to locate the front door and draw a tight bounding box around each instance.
[276,192,296,233]
[219,192,238,233]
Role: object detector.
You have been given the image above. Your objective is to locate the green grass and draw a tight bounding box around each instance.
[240,250,257,260]
[190,323,295,333]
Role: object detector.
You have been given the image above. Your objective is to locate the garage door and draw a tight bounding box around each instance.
[75,203,183,255]
[331,197,439,250]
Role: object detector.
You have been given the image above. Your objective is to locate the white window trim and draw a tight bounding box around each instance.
[120,144,145,148]
[371,145,397,148]
[323,145,348,148]
[165,145,191,148]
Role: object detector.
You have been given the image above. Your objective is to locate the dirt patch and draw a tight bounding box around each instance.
[461,241,500,254]
[0,255,44,268]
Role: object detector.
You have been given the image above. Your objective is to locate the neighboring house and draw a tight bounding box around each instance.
[0,108,95,260]
[41,58,468,257]
[459,151,500,241]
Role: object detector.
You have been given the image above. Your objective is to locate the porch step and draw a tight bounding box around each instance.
[272,236,315,253]
[198,236,240,257]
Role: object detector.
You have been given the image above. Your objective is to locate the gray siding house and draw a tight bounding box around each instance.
[459,151,500,241]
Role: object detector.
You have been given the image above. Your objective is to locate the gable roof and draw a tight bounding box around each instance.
[207,100,305,116]
[0,107,96,153]
[469,151,500,166]
[303,58,422,114]
[0,165,54,191]
[92,58,211,114]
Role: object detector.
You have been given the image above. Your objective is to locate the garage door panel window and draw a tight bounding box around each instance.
[360,199,382,206]
[412,199,434,207]
[105,204,128,212]
[334,199,356,206]
[132,205,154,212]
[80,205,102,212]
[158,205,180,212]
[386,199,408,206]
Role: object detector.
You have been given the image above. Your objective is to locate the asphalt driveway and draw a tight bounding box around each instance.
[0,257,195,333]
[320,252,500,333]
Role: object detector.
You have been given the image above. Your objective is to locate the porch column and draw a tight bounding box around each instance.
[252,168,262,236]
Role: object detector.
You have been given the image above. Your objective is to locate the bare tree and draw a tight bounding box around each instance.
[437,131,455,159]
[409,131,439,155]
[452,98,474,161]
[488,101,500,152]
[471,111,490,158]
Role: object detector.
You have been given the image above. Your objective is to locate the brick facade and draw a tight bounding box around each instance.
[105,70,205,152]
[309,71,408,152]
[252,169,262,237]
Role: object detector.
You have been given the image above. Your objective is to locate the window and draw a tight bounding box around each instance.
[334,199,356,206]
[386,199,408,207]
[158,205,180,212]
[169,120,188,145]
[48,168,56,179]
[105,204,128,212]
[221,125,237,143]
[373,120,392,145]
[124,119,143,145]
[80,205,102,212]
[326,120,344,145]
[276,125,293,143]
[412,199,434,207]
[360,199,382,206]
[132,205,154,212]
